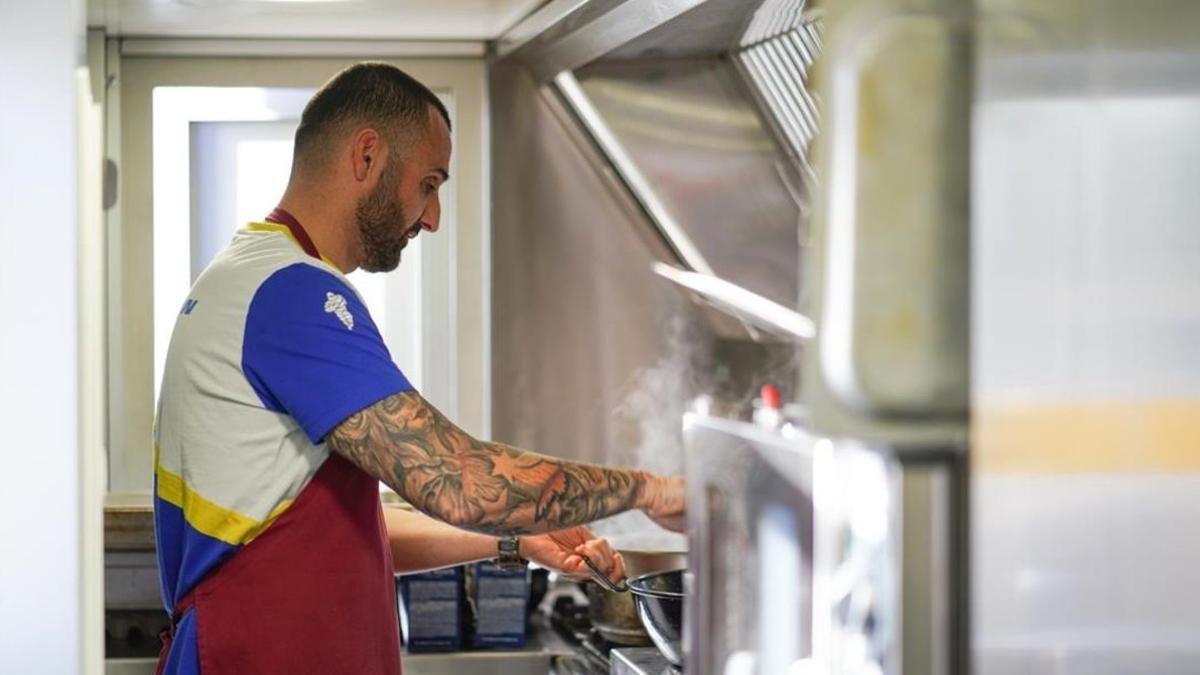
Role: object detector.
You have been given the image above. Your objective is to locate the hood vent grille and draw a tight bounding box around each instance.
[737,0,823,181]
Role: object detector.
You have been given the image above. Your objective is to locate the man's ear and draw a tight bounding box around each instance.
[350,128,383,183]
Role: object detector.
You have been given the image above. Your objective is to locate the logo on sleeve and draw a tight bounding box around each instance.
[324,292,354,330]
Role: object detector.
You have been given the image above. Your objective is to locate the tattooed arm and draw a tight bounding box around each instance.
[327,391,685,536]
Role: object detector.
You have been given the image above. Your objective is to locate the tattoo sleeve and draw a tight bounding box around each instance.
[327,391,652,535]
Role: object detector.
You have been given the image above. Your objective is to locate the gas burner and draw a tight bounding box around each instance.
[548,596,611,674]
[549,596,592,640]
[581,628,616,662]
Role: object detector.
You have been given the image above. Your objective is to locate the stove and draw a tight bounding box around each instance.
[547,595,614,674]
[610,647,676,675]
[546,586,682,675]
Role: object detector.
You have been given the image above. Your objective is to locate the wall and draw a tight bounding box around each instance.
[489,59,712,475]
[0,0,94,672]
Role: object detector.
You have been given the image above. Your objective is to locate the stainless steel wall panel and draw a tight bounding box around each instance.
[490,60,702,468]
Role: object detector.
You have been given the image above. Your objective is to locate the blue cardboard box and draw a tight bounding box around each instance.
[397,566,464,652]
[467,561,529,649]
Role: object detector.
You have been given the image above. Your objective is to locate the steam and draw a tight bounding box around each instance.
[612,313,716,473]
[592,313,718,544]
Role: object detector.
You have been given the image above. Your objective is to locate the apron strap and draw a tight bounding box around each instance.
[265,207,322,260]
[155,589,198,675]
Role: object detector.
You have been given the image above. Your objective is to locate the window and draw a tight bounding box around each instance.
[150,85,413,400]
[109,56,489,492]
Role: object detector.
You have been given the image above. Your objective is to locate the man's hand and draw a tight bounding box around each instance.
[521,526,626,582]
[639,475,687,533]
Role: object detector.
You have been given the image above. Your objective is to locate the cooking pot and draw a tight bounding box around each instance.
[582,539,686,646]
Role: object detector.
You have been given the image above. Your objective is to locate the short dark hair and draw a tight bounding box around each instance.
[293,62,451,173]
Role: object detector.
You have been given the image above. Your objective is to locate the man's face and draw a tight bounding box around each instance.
[355,106,452,273]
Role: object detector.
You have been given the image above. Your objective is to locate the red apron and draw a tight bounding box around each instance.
[157,453,403,674]
[158,208,401,673]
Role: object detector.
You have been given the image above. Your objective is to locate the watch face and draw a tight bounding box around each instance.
[497,537,525,571]
[498,537,518,558]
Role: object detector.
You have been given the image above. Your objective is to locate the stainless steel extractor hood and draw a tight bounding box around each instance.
[496,0,822,339]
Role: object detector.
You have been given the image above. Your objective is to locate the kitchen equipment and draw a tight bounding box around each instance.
[547,593,616,673]
[583,580,646,646]
[581,543,686,646]
[580,554,629,593]
[493,1,1200,674]
[684,413,824,675]
[610,647,675,675]
[628,570,686,669]
[652,263,815,341]
[582,556,687,669]
[802,3,972,673]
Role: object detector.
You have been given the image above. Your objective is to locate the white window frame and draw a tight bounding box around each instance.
[109,50,490,493]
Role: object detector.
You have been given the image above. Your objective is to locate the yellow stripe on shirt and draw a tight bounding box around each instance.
[245,498,294,545]
[156,452,294,546]
[246,222,339,268]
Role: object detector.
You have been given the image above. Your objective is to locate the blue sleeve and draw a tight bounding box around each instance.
[242,263,414,443]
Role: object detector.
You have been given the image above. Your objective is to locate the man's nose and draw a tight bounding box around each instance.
[419,193,441,233]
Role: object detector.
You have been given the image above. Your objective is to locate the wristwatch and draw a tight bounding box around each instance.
[496,536,527,572]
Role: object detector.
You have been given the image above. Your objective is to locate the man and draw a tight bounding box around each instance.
[153,63,685,675]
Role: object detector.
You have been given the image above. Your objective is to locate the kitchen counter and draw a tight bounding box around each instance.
[403,618,576,675]
[106,617,576,675]
[104,493,154,551]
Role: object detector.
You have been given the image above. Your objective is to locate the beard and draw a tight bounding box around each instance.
[354,158,417,273]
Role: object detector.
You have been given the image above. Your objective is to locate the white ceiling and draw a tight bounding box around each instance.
[88,0,547,40]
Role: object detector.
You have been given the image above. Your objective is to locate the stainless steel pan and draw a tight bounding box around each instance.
[628,569,685,668]
[582,546,686,646]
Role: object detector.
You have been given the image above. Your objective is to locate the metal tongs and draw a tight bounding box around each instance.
[580,553,678,600]
[580,553,629,593]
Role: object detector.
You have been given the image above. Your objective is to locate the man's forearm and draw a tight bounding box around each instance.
[329,391,663,536]
[383,506,497,574]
